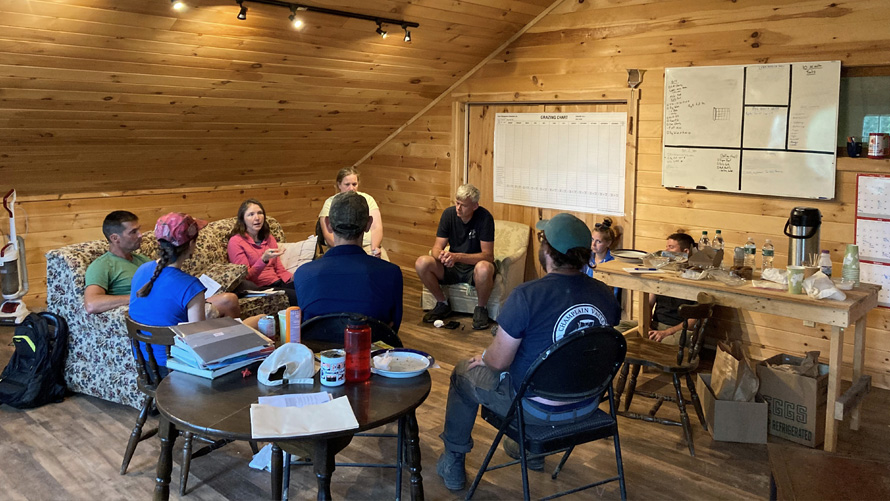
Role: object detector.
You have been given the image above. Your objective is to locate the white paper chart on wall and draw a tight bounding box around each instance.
[856,174,890,308]
[493,113,627,216]
[662,61,840,199]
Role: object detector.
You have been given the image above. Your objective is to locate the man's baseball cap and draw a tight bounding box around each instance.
[154,212,207,246]
[329,191,369,234]
[535,213,592,254]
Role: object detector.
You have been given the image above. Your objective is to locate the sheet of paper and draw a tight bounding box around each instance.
[250,396,359,438]
[199,274,222,299]
[258,392,331,408]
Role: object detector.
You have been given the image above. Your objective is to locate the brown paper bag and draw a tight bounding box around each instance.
[710,341,760,402]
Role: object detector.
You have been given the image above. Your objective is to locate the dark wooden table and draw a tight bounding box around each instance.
[768,443,890,500]
[152,366,431,500]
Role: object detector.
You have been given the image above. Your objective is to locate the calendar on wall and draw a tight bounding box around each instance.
[493,113,627,216]
[855,174,890,308]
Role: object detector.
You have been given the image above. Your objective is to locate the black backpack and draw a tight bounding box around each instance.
[0,312,69,409]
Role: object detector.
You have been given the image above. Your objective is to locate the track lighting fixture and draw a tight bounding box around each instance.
[170,0,185,10]
[224,1,418,41]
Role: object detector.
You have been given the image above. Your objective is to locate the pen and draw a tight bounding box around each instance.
[634,267,658,271]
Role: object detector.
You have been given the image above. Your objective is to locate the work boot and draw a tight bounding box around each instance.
[436,451,466,490]
[423,301,452,323]
[472,306,490,330]
[502,437,544,471]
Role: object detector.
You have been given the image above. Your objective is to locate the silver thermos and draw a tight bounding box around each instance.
[783,207,821,266]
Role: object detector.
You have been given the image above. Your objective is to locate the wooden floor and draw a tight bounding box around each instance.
[2,274,889,500]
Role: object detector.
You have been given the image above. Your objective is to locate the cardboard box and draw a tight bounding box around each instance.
[757,354,829,448]
[696,374,768,444]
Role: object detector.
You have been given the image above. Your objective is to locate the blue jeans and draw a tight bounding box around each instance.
[440,359,595,454]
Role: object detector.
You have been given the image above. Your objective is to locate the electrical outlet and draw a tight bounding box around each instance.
[803,320,816,327]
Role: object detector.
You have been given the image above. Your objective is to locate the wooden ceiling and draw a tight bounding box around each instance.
[1,0,554,194]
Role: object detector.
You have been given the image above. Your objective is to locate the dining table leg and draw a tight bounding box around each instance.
[404,411,424,501]
[824,325,845,452]
[154,416,176,501]
[271,443,283,501]
[637,291,650,335]
[313,436,353,501]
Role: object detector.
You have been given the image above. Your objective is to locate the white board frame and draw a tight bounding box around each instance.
[662,61,840,199]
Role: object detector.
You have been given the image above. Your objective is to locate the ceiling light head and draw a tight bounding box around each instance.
[375,21,388,39]
[236,0,247,20]
[288,14,303,29]
[402,25,411,42]
[170,0,185,11]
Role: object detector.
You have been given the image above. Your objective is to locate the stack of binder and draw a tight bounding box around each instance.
[166,317,274,379]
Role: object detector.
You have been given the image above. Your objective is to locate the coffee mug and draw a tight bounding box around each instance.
[787,266,806,294]
[319,349,346,387]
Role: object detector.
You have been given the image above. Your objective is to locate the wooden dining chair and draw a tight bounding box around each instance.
[274,312,407,499]
[121,316,244,496]
[612,292,714,457]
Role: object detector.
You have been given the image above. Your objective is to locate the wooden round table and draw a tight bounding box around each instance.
[152,366,431,500]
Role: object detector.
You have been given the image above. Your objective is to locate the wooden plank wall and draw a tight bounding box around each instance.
[360,0,890,388]
[16,181,334,305]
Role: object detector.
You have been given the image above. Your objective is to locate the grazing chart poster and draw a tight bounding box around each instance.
[493,113,627,216]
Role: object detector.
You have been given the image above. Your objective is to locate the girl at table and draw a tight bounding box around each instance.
[582,218,620,300]
[318,166,388,260]
[129,212,210,370]
[227,198,297,306]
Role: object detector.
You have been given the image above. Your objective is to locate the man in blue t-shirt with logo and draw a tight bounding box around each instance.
[415,183,496,330]
[436,213,620,490]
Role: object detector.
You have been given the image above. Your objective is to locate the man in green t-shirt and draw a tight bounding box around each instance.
[84,211,151,314]
[84,211,241,318]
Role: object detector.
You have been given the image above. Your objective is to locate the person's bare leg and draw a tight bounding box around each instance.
[415,255,446,302]
[472,261,495,306]
[207,292,241,318]
[242,314,263,330]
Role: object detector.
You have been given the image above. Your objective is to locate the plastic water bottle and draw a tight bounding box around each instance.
[761,239,775,270]
[819,250,832,277]
[744,237,757,268]
[344,315,371,383]
[713,230,725,251]
[699,230,710,249]
[842,244,860,286]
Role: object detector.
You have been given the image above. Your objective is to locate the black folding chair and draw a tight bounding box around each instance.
[466,326,628,501]
[276,313,407,499]
[300,312,403,348]
[121,317,251,496]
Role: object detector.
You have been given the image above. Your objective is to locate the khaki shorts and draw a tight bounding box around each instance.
[204,303,221,319]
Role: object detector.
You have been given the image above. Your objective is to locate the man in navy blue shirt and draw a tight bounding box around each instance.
[415,184,496,330]
[294,192,403,342]
[436,213,620,490]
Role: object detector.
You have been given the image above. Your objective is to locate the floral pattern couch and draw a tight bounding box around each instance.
[45,217,289,409]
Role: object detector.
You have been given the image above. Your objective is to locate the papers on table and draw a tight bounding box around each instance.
[199,274,222,299]
[258,392,331,408]
[250,394,359,438]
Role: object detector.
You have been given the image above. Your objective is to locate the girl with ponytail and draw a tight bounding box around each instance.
[129,212,209,367]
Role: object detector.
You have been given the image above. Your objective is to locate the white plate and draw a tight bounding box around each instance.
[612,249,648,264]
[372,349,433,379]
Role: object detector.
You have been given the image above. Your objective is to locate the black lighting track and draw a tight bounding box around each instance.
[238,0,419,28]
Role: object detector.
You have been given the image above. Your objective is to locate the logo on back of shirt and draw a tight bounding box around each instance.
[552,304,608,342]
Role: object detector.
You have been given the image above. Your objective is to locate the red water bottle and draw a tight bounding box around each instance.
[344,315,371,382]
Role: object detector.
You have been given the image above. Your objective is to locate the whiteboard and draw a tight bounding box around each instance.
[662,61,840,199]
[493,113,626,215]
